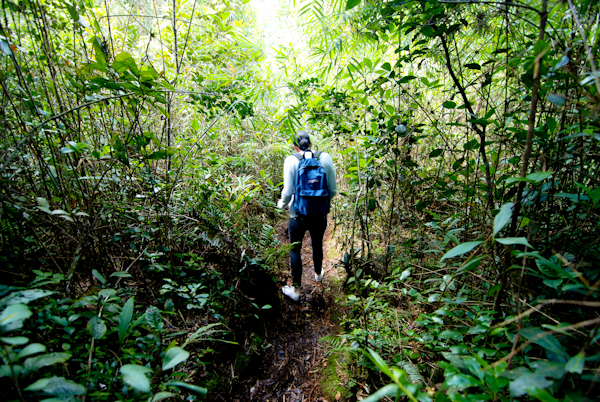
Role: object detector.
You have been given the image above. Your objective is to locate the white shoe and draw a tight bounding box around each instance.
[315,270,324,282]
[282,285,300,301]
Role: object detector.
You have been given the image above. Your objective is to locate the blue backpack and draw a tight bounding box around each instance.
[293,151,330,217]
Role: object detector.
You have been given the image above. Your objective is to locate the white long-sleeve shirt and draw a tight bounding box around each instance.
[280,151,337,218]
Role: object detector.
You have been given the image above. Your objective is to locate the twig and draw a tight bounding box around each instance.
[490,299,600,330]
[487,317,600,370]
[0,93,134,175]
[568,0,600,96]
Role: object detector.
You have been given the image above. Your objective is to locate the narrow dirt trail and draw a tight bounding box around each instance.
[232,219,345,402]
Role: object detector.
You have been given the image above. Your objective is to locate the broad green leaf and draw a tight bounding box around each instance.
[439,330,463,341]
[443,101,456,109]
[429,149,443,158]
[520,328,567,361]
[527,171,552,182]
[547,94,565,105]
[149,392,175,402]
[395,124,406,134]
[442,352,468,371]
[165,381,207,395]
[0,303,32,329]
[444,373,481,390]
[588,353,600,362]
[119,297,134,343]
[399,75,417,83]
[98,289,116,299]
[112,52,139,75]
[399,269,411,281]
[463,138,479,150]
[110,271,132,278]
[493,203,515,237]
[91,269,106,285]
[0,364,22,378]
[467,325,488,335]
[23,352,71,371]
[1,336,28,345]
[547,117,557,133]
[36,197,50,209]
[506,177,527,184]
[565,352,585,374]
[65,4,78,21]
[87,316,107,340]
[421,26,434,37]
[553,55,569,70]
[24,377,50,391]
[441,241,483,261]
[366,348,393,378]
[526,388,560,402]
[367,198,376,211]
[465,63,481,70]
[507,367,553,397]
[456,256,485,274]
[77,15,90,28]
[543,279,562,289]
[360,384,399,402]
[495,237,533,248]
[529,360,565,379]
[25,376,85,396]
[0,38,13,55]
[90,36,107,68]
[345,0,361,10]
[120,364,152,393]
[162,346,190,371]
[139,65,158,82]
[18,343,46,359]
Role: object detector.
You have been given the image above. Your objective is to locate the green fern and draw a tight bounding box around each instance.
[320,335,349,351]
[397,360,424,384]
[260,224,279,248]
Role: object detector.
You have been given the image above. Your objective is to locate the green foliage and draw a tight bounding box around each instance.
[293,0,600,400]
[2,0,600,400]
[0,274,212,401]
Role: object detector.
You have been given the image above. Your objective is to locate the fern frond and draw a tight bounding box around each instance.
[397,360,424,384]
[320,334,347,350]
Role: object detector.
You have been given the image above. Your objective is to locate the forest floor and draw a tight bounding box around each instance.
[230,218,346,402]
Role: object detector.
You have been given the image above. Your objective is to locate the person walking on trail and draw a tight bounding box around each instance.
[277,130,337,301]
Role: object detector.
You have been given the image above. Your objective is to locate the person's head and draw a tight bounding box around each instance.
[293,130,312,152]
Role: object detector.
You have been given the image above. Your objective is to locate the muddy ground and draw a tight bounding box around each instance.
[229,218,345,402]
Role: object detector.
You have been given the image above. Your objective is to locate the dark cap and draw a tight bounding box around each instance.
[294,130,311,151]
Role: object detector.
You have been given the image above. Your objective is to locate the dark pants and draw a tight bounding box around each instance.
[288,215,328,287]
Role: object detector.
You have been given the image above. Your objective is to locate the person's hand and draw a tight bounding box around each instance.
[277,199,286,209]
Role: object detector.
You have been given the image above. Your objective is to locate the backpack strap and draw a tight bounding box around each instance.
[293,152,303,161]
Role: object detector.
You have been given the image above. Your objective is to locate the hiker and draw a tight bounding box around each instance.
[277,130,337,301]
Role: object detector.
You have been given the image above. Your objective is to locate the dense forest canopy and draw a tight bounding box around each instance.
[0,0,599,401]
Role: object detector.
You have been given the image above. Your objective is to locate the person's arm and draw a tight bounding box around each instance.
[278,156,296,208]
[322,153,337,198]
